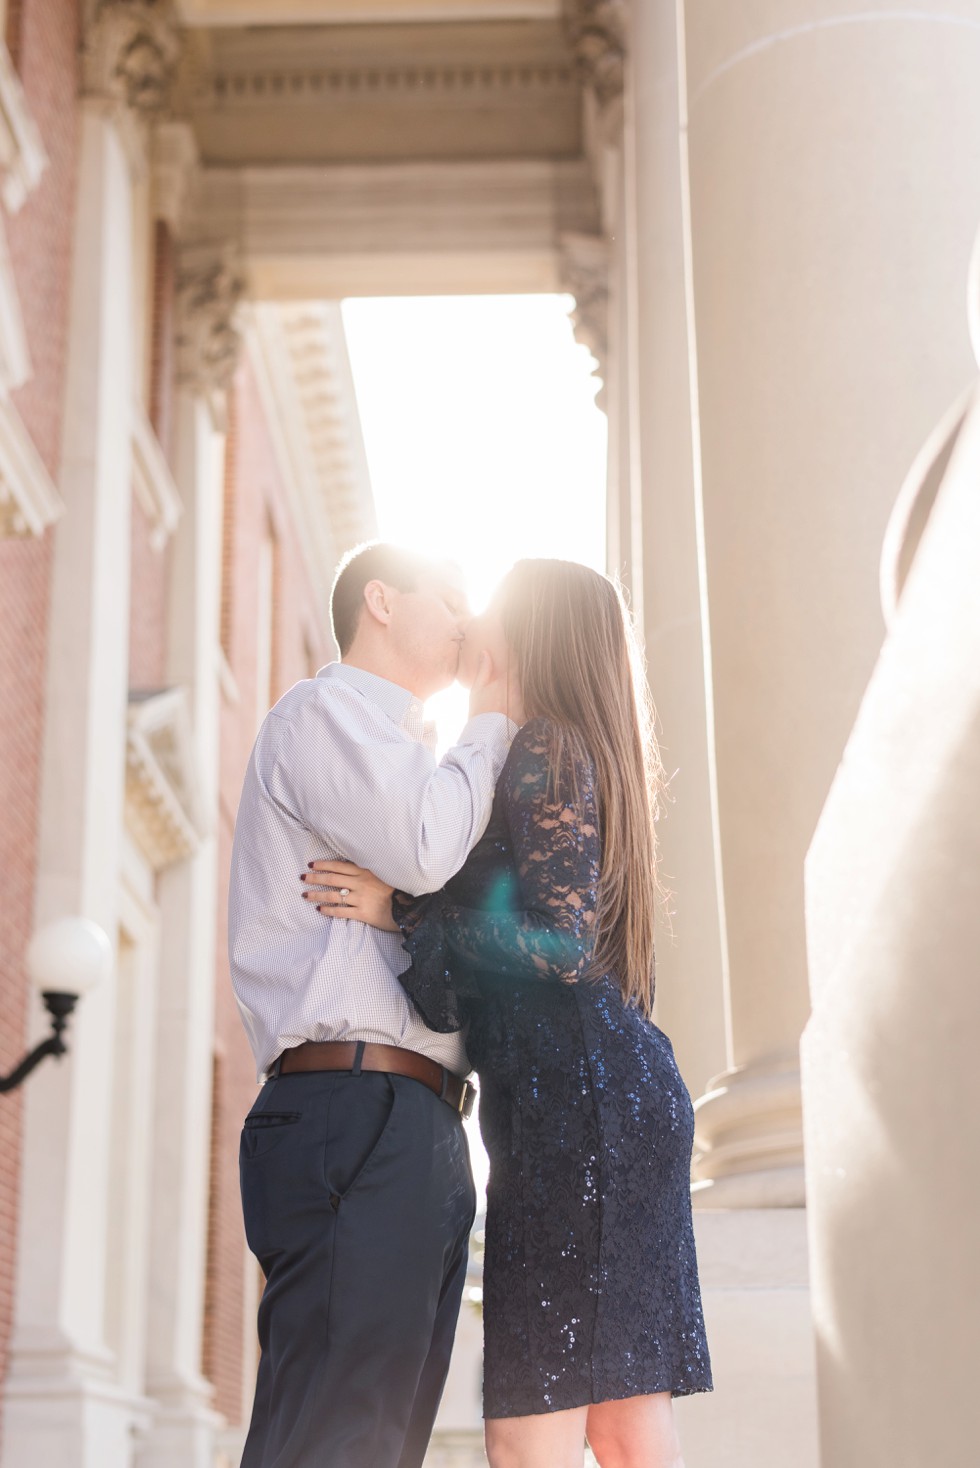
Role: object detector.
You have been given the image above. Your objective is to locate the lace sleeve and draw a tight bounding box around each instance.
[437,719,600,983]
[392,887,480,1034]
[396,720,600,1033]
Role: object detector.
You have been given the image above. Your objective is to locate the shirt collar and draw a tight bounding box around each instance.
[317,662,428,744]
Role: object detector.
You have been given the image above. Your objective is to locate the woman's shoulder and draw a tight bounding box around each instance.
[508,715,554,752]
[503,717,594,802]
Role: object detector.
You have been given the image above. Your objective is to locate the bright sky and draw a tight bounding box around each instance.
[342,293,608,1195]
[342,293,608,743]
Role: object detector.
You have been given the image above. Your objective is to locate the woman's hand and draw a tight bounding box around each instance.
[300,860,400,932]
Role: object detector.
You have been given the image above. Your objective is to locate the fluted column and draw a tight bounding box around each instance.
[680,0,980,1207]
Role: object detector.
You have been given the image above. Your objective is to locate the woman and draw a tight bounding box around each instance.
[302,560,712,1468]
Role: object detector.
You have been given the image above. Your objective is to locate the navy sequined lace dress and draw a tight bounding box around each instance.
[394,719,713,1418]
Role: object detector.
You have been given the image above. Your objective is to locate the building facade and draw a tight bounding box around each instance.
[1,3,979,1467]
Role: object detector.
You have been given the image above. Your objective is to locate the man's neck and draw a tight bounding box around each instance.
[341,650,427,702]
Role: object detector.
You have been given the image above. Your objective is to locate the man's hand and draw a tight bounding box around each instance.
[467,650,525,725]
[300,860,400,931]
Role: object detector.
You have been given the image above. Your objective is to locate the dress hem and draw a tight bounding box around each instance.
[482,1376,714,1420]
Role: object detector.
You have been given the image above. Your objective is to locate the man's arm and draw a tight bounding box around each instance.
[265,686,515,896]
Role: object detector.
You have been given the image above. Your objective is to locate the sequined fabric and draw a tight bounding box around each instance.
[394,719,713,1418]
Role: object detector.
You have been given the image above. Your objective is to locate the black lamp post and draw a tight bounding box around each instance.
[0,917,111,1094]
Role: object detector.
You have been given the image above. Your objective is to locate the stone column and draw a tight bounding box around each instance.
[679,1,980,1210]
[603,168,637,603]
[623,0,727,1105]
[136,255,241,1467]
[803,299,980,1468]
[1,102,142,1468]
[620,6,819,1463]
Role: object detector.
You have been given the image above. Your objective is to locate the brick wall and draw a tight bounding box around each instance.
[0,0,80,1434]
[204,355,335,1427]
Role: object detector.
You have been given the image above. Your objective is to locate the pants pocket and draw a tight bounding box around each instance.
[240,1109,302,1161]
[322,1074,398,1201]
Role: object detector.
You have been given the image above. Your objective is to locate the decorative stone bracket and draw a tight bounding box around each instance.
[176,243,245,403]
[0,393,62,536]
[564,0,627,111]
[84,0,181,115]
[125,687,205,871]
[0,41,47,212]
[559,231,609,409]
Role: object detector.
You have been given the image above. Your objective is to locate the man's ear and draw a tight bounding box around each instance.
[362,579,392,628]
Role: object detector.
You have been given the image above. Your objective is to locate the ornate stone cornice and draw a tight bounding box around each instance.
[205,61,574,107]
[565,0,627,110]
[175,244,245,399]
[83,0,181,115]
[247,302,376,631]
[560,230,609,408]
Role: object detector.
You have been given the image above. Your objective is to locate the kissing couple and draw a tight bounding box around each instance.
[229,542,712,1468]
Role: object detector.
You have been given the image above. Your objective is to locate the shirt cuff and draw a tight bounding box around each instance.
[456,712,520,749]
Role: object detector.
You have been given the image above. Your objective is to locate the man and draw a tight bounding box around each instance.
[229,542,516,1468]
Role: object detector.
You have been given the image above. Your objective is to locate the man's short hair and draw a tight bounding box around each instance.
[330,542,445,655]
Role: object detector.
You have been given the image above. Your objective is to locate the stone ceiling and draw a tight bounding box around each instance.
[169,0,605,297]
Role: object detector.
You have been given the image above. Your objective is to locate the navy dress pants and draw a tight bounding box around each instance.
[239,1068,476,1468]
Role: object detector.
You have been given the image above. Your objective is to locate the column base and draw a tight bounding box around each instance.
[213,1425,247,1468]
[691,1163,805,1209]
[691,1056,806,1208]
[135,1369,223,1468]
[1,1340,152,1468]
[675,1209,817,1468]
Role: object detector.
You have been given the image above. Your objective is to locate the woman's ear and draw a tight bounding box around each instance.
[362,579,392,627]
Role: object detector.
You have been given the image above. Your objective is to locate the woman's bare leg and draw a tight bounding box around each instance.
[485,1404,590,1468]
[585,1392,684,1468]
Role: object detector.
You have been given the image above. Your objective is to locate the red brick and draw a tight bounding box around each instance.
[0,0,80,1448]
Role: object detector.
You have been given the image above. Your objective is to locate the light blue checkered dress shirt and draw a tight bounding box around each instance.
[229,662,515,1082]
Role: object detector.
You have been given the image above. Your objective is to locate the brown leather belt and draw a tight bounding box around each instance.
[277,1040,476,1119]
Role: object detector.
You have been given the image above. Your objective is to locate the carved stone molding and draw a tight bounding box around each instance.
[206,61,574,106]
[175,244,245,399]
[564,0,627,110]
[125,687,204,871]
[559,230,608,407]
[84,0,181,115]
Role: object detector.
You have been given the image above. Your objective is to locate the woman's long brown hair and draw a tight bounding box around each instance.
[500,559,664,1015]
